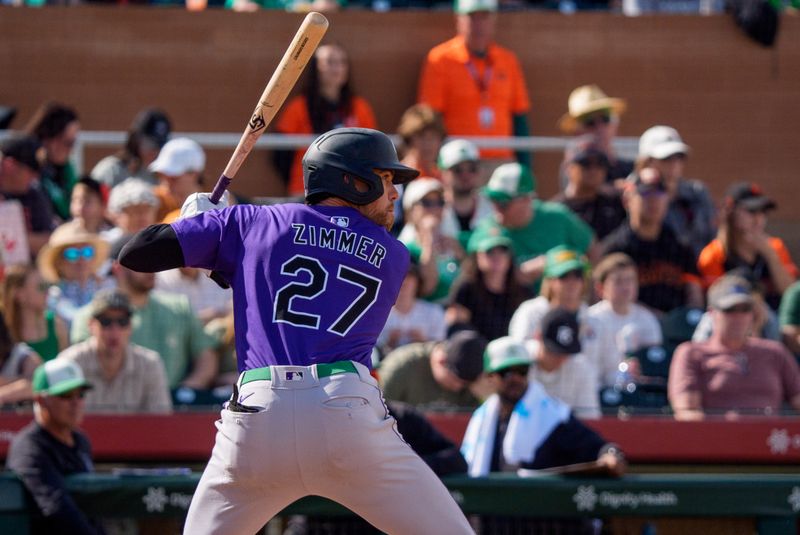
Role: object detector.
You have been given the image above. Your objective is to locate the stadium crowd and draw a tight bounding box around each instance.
[1,0,799,531]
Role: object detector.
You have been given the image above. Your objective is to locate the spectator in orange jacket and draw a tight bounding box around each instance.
[697,182,797,311]
[274,43,377,196]
[417,0,531,169]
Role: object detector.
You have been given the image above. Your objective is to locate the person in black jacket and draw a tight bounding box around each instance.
[5,360,103,535]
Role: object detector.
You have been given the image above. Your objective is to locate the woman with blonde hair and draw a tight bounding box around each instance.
[0,309,42,405]
[1,265,69,362]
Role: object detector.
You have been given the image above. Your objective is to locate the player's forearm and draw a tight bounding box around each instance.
[119,224,186,273]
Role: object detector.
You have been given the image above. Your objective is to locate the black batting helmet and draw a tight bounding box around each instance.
[303,127,419,205]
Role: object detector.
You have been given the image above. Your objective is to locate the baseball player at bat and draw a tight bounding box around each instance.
[119,127,474,534]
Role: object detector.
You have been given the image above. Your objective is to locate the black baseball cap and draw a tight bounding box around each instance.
[0,135,42,173]
[725,182,776,212]
[565,135,610,167]
[540,308,582,355]
[443,330,488,382]
[132,108,172,149]
[88,289,133,318]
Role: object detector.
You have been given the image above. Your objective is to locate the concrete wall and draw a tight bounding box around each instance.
[1,7,797,225]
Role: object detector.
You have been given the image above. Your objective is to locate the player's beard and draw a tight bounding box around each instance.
[360,202,395,232]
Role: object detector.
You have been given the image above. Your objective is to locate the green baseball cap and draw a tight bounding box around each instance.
[467,225,513,255]
[484,336,533,374]
[543,245,587,279]
[32,360,92,397]
[454,0,497,14]
[484,163,536,203]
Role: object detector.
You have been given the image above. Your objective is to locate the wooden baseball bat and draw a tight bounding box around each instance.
[210,11,329,203]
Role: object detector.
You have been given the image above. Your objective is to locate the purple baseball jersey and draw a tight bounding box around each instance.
[171,203,409,372]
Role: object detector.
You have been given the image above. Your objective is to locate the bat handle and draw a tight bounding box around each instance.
[209,174,233,205]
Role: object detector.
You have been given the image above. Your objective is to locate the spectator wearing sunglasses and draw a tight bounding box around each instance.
[599,168,704,314]
[70,235,218,391]
[438,139,495,251]
[552,135,627,241]
[37,223,111,328]
[558,85,633,185]
[399,178,465,303]
[461,334,625,476]
[5,360,104,534]
[698,182,796,311]
[56,290,171,414]
[638,125,717,257]
[669,274,800,420]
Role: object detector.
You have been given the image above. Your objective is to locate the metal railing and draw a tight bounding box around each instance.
[0,130,640,174]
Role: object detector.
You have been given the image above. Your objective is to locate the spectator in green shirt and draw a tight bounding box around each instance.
[70,236,217,390]
[474,162,596,292]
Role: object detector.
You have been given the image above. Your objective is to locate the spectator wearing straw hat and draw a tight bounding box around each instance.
[558,84,633,185]
[37,224,111,327]
[418,0,531,168]
[5,360,103,534]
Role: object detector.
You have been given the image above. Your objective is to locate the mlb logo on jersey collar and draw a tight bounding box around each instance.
[330,216,350,227]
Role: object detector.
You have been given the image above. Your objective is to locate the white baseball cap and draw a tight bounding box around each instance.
[149,137,206,176]
[108,178,158,214]
[32,359,92,397]
[638,126,690,160]
[438,139,480,170]
[402,178,444,212]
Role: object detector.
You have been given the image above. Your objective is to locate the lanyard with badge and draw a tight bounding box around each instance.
[466,55,495,129]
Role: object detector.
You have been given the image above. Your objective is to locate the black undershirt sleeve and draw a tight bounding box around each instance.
[118,224,186,272]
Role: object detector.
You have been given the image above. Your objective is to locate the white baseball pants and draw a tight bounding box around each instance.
[183,361,474,534]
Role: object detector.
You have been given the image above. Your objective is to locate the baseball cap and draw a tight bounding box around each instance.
[540,307,582,355]
[132,108,172,149]
[88,289,132,318]
[638,126,690,160]
[454,0,497,14]
[466,225,513,255]
[626,168,667,195]
[484,336,533,374]
[564,135,610,167]
[149,137,205,176]
[708,274,754,311]
[402,177,444,212]
[32,360,92,397]
[543,246,587,279]
[438,139,480,170]
[107,178,159,214]
[484,163,536,203]
[444,330,488,382]
[725,182,776,212]
[0,135,42,173]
